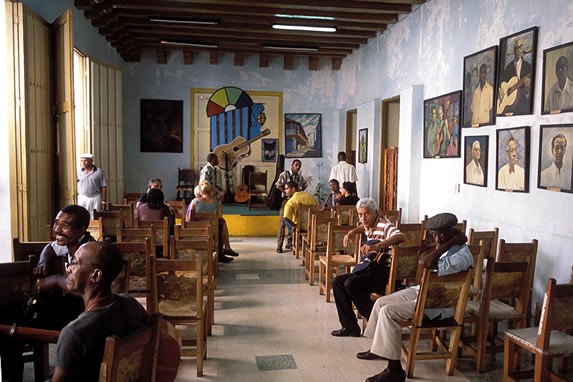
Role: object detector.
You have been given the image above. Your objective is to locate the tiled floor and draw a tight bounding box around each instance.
[174,237,509,382]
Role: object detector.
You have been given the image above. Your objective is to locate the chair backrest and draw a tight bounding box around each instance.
[123,192,142,205]
[466,243,486,292]
[174,223,211,241]
[165,199,186,220]
[99,313,161,382]
[94,210,125,239]
[113,239,153,299]
[536,278,573,350]
[116,226,157,256]
[335,204,358,226]
[0,255,38,312]
[12,238,48,262]
[397,222,424,247]
[468,227,499,260]
[169,237,215,286]
[111,258,131,295]
[309,215,338,250]
[325,223,360,260]
[107,203,135,228]
[412,267,474,327]
[87,217,104,241]
[387,245,421,295]
[297,204,319,233]
[378,208,402,227]
[135,217,170,258]
[177,168,195,186]
[249,171,267,190]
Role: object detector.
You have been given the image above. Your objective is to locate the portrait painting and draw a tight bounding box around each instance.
[262,138,278,162]
[423,90,462,158]
[464,135,489,187]
[462,46,498,128]
[496,126,530,193]
[358,128,368,164]
[140,99,183,153]
[496,27,538,116]
[541,41,573,115]
[538,124,573,193]
[284,113,322,158]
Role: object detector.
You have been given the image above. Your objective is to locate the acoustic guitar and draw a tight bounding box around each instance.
[497,74,530,114]
[234,184,250,203]
[214,128,271,170]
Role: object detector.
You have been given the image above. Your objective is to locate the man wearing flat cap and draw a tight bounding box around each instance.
[357,213,474,382]
[77,153,107,218]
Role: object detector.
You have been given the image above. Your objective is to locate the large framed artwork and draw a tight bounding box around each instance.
[538,124,573,193]
[358,128,368,164]
[496,26,538,116]
[462,46,498,128]
[140,99,183,153]
[423,90,461,158]
[464,135,488,187]
[541,41,573,114]
[496,126,530,193]
[284,113,322,158]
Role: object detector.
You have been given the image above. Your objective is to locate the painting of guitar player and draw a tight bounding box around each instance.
[206,86,269,170]
[284,113,322,158]
[497,27,538,116]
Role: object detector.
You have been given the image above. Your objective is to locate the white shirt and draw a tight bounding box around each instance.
[471,82,493,125]
[545,77,573,112]
[498,163,525,191]
[540,162,572,190]
[329,161,357,185]
[465,160,484,185]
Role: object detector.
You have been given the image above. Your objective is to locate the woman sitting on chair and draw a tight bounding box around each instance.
[186,180,239,262]
[337,181,360,206]
[137,188,175,230]
[322,179,342,210]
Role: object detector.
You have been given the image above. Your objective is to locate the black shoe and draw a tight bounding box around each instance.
[356,350,385,360]
[276,247,283,253]
[218,255,234,263]
[330,326,361,337]
[365,368,406,382]
[285,244,293,251]
[224,248,239,257]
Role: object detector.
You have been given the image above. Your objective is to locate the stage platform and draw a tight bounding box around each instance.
[222,203,280,237]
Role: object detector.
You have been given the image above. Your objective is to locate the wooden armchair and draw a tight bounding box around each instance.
[503,278,573,382]
[149,255,207,377]
[135,217,170,258]
[318,223,360,302]
[303,215,338,285]
[401,267,474,378]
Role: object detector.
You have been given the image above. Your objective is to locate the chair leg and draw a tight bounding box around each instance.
[445,327,462,376]
[405,328,421,378]
[534,353,551,382]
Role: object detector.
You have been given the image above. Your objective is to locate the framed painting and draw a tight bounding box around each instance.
[462,46,498,128]
[496,126,530,193]
[538,124,573,193]
[284,113,322,158]
[423,90,462,158]
[358,128,368,164]
[140,99,183,153]
[262,138,278,162]
[464,135,488,187]
[496,26,538,116]
[541,41,573,114]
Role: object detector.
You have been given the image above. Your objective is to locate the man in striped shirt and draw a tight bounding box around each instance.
[331,198,404,337]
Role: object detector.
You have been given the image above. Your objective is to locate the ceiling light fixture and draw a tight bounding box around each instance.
[275,14,335,21]
[160,40,218,48]
[272,24,336,33]
[150,17,219,25]
[263,45,319,52]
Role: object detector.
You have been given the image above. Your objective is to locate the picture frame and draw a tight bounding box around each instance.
[541,41,573,114]
[261,138,278,162]
[284,113,322,158]
[496,26,538,116]
[537,124,573,193]
[140,99,183,153]
[496,126,530,193]
[423,90,462,158]
[358,128,368,164]
[464,135,489,187]
[462,46,498,128]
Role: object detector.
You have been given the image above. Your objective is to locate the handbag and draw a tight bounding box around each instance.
[352,239,387,275]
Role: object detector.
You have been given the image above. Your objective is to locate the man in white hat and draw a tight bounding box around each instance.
[77,153,107,218]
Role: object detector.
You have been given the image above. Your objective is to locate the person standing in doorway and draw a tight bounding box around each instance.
[77,153,107,218]
[329,151,357,185]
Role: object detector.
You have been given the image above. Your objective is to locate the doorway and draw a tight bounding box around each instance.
[379,96,400,210]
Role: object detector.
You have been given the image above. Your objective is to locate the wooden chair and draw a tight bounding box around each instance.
[318,223,360,302]
[461,260,531,373]
[468,227,499,261]
[99,313,163,382]
[335,204,358,226]
[293,204,319,259]
[12,238,48,262]
[188,211,220,258]
[149,255,207,377]
[87,217,104,241]
[175,167,196,202]
[385,245,421,295]
[397,222,425,247]
[122,192,142,206]
[378,208,402,227]
[174,222,211,241]
[110,258,131,295]
[93,210,125,241]
[169,235,217,336]
[248,171,268,209]
[114,239,153,304]
[135,217,170,258]
[303,215,338,285]
[503,278,573,382]
[165,199,186,221]
[106,203,135,228]
[45,224,53,241]
[400,267,474,378]
[116,225,157,255]
[497,239,539,327]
